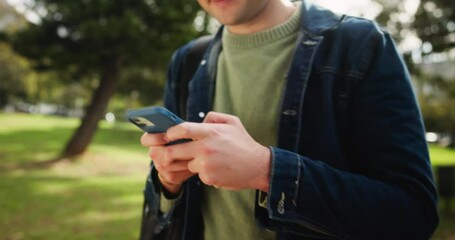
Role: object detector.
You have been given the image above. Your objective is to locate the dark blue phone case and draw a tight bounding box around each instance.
[127,106,184,133]
[127,107,191,145]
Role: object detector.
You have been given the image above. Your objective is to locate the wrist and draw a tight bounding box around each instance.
[158,174,183,198]
[257,146,271,192]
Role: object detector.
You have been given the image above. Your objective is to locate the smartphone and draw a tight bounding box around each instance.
[127,106,190,145]
[127,106,184,133]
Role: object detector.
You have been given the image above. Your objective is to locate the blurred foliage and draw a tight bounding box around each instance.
[413,0,455,146]
[373,0,413,43]
[0,0,27,33]
[0,43,29,107]
[373,0,455,146]
[417,74,455,144]
[413,0,455,53]
[0,1,28,107]
[8,0,205,105]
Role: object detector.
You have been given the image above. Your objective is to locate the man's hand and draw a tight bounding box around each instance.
[166,112,271,192]
[141,111,271,193]
[141,132,195,195]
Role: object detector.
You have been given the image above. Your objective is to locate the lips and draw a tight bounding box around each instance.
[211,0,232,7]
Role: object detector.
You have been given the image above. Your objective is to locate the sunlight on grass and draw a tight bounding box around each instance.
[429,144,455,166]
[0,112,80,132]
[0,113,148,239]
[0,168,145,240]
[76,209,140,224]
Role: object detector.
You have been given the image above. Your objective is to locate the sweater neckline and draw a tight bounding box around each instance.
[222,2,302,49]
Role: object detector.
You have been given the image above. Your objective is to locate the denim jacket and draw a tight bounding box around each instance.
[140,1,439,239]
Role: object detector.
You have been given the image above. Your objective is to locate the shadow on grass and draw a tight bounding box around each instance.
[0,170,144,240]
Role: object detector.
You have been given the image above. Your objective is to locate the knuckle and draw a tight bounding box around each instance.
[161,159,171,168]
[178,123,191,138]
[200,142,216,156]
[161,147,174,167]
[152,160,164,171]
[199,159,211,171]
[199,174,215,186]
[205,111,215,119]
[232,115,241,125]
[149,148,159,160]
[166,173,179,184]
[187,161,197,173]
[207,127,219,136]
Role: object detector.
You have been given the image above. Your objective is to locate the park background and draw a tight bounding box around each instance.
[1,0,455,239]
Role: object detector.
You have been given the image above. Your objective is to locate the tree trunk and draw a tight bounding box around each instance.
[59,58,121,159]
[450,132,455,149]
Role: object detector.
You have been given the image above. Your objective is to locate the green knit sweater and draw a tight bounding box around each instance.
[201,4,301,239]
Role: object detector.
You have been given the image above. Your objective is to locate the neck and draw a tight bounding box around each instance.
[227,0,296,35]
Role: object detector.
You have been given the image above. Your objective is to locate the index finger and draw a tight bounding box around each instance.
[140,132,169,147]
[167,122,210,141]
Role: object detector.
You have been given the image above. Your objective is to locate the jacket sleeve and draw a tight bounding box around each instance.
[258,26,439,239]
[140,164,187,240]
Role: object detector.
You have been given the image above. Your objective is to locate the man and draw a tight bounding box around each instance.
[139,0,439,239]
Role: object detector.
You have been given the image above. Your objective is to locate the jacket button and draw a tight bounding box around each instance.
[200,60,207,65]
[198,112,205,118]
[282,110,297,116]
[302,40,318,46]
[144,204,149,215]
[278,192,285,214]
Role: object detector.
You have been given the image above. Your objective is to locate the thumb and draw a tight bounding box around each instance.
[203,112,241,125]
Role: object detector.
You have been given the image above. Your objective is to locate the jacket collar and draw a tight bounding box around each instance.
[300,0,345,37]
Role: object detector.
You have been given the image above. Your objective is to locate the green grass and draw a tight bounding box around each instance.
[0,113,149,239]
[430,144,455,166]
[429,144,455,239]
[1,112,454,239]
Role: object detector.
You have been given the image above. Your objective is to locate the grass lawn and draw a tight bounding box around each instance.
[430,144,455,166]
[0,112,149,239]
[430,144,455,240]
[0,112,454,239]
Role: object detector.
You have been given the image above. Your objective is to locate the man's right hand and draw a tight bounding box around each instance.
[141,132,195,196]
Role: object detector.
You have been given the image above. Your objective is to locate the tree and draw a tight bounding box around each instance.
[372,0,455,147]
[417,73,455,140]
[0,0,29,107]
[9,0,204,159]
[413,0,454,53]
[412,0,455,147]
[0,42,29,107]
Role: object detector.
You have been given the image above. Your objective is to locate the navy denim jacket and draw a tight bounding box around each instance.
[141,1,439,239]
